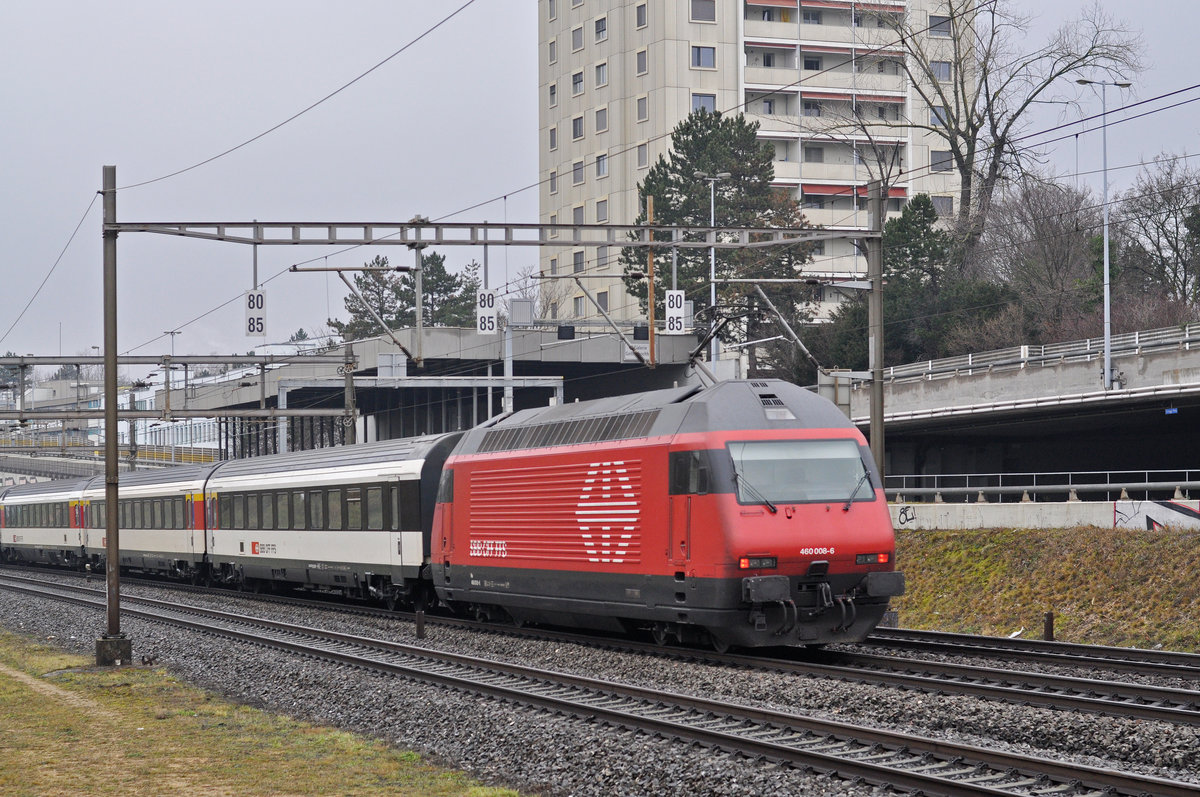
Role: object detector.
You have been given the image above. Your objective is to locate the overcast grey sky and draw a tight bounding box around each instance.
[1,1,1195,366]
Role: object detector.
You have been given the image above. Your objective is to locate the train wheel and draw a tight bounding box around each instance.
[708,632,732,655]
[651,624,670,647]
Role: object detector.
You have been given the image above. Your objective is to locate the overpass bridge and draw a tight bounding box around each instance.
[845,324,1200,477]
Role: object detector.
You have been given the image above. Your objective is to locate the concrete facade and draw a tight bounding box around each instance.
[538,0,964,326]
[890,499,1200,531]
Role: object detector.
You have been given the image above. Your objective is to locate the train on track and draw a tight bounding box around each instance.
[0,379,903,649]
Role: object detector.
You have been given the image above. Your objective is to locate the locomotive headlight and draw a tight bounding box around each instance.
[856,552,891,565]
[739,556,777,570]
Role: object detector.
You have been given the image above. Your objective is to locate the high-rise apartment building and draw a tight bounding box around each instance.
[539,0,963,324]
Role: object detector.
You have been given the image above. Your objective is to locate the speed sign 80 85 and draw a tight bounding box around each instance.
[476,289,498,334]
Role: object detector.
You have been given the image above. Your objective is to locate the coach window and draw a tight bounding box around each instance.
[219,495,232,528]
[327,489,342,530]
[246,494,258,530]
[292,492,306,530]
[151,499,162,529]
[276,492,289,530]
[260,492,274,528]
[346,488,363,530]
[309,491,324,530]
[366,487,383,530]
[232,495,245,529]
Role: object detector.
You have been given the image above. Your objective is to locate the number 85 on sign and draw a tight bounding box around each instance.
[245,290,266,337]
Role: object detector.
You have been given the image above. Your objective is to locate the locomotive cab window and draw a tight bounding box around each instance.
[669,450,710,494]
[727,439,874,505]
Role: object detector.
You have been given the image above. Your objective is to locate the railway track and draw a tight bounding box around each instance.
[866,627,1200,680]
[1,571,1194,797]
[5,565,1198,727]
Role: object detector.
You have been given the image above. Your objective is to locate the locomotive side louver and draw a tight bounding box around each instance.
[479,409,660,453]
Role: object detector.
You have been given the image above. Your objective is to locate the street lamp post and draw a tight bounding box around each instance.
[1077,78,1131,391]
[694,171,731,363]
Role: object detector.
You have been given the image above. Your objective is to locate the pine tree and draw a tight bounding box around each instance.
[619,109,816,361]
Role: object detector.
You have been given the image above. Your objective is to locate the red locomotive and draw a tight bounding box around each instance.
[433,379,903,649]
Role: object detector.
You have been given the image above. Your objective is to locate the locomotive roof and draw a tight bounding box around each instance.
[453,379,857,456]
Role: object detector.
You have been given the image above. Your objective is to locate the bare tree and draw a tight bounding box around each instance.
[509,264,572,323]
[881,0,1142,266]
[979,175,1101,339]
[1115,155,1200,307]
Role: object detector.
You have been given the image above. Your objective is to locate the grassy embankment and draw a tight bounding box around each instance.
[892,526,1200,651]
[0,630,520,797]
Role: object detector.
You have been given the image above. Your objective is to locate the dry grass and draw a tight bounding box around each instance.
[0,631,521,797]
[892,526,1200,650]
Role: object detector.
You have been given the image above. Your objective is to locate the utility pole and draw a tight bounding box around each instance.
[646,196,656,367]
[343,343,357,445]
[867,180,885,475]
[98,164,131,667]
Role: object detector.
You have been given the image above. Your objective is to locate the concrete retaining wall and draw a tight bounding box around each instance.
[890,500,1200,530]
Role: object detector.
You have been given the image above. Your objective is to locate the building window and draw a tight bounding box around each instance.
[811,239,825,256]
[931,195,954,216]
[596,199,608,223]
[573,205,585,225]
[595,106,608,132]
[803,101,822,117]
[803,145,824,163]
[548,39,557,64]
[879,59,900,75]
[762,98,775,115]
[762,52,775,68]
[548,0,557,21]
[636,95,648,121]
[931,105,948,125]
[596,291,608,312]
[550,301,558,320]
[637,142,648,168]
[549,170,558,193]
[691,45,716,69]
[854,11,883,28]
[635,3,646,28]
[573,296,586,316]
[877,105,891,120]
[571,0,581,6]
[549,213,558,237]
[636,49,648,75]
[929,15,952,37]
[572,160,585,184]
[803,195,825,210]
[803,55,821,71]
[549,257,558,275]
[572,71,584,95]
[597,244,610,268]
[548,82,557,107]
[595,153,608,177]
[595,17,607,42]
[802,10,822,24]
[572,116,584,139]
[690,0,715,22]
[693,93,716,113]
[595,62,608,87]
[571,26,583,51]
[549,126,557,150]
[573,251,585,274]
[931,60,952,81]
[931,150,954,171]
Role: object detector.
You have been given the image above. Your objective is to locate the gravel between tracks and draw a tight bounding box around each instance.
[2,575,1198,795]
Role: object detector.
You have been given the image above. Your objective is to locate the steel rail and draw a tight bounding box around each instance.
[1,574,1192,797]
[868,628,1200,680]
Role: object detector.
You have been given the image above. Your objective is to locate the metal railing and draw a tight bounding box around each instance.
[881,323,1200,384]
[886,469,1200,503]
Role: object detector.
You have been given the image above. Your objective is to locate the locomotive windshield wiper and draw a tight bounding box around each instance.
[842,468,872,512]
[734,472,778,514]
